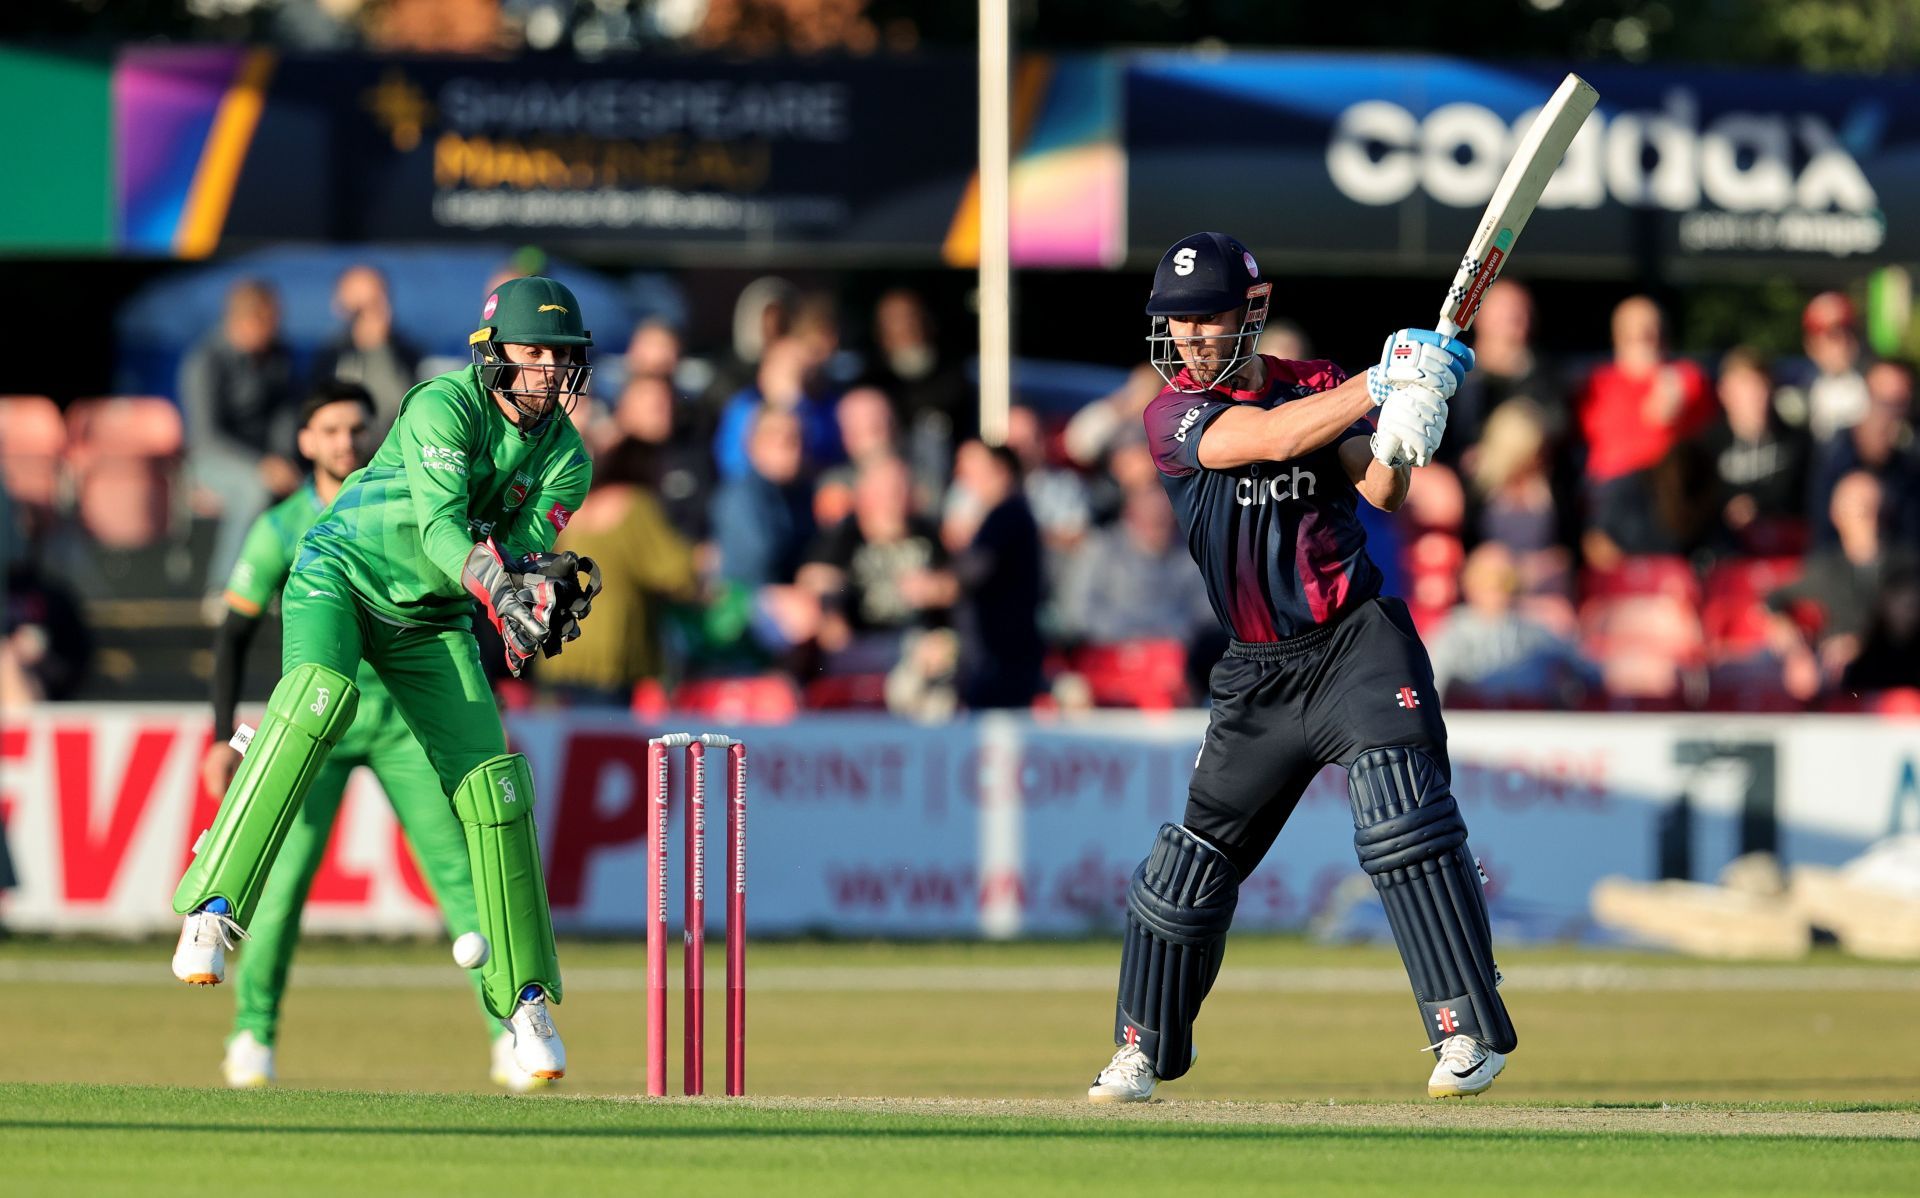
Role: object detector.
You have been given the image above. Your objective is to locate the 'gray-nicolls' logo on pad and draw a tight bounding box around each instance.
[1396,687,1420,709]
[505,471,533,509]
[1122,1026,1140,1046]
[1434,1007,1459,1035]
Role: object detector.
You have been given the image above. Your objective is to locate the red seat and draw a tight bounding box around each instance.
[0,395,67,511]
[1070,639,1188,709]
[1579,555,1700,607]
[66,397,184,549]
[804,672,891,711]
[1579,593,1706,702]
[671,674,800,722]
[1701,556,1803,659]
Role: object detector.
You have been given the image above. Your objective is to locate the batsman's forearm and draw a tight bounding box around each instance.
[1358,459,1411,512]
[1259,374,1375,461]
[210,610,261,743]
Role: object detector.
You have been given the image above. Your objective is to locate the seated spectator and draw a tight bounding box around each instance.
[1005,404,1091,574]
[800,455,953,673]
[1429,542,1597,707]
[1254,317,1311,361]
[1449,280,1571,464]
[1776,291,1870,443]
[179,277,300,592]
[813,386,901,527]
[1064,363,1163,470]
[703,276,798,412]
[626,317,682,383]
[538,440,700,705]
[945,441,1043,708]
[712,335,842,482]
[311,264,419,434]
[1808,359,1919,547]
[1703,347,1809,552]
[613,376,713,545]
[1577,295,1714,563]
[1767,472,1918,698]
[711,408,814,588]
[1841,568,1920,694]
[1470,400,1558,556]
[1057,486,1212,644]
[861,287,972,492]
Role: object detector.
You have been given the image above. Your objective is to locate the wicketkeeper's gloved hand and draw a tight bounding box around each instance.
[504,549,603,659]
[463,539,548,677]
[1365,328,1474,406]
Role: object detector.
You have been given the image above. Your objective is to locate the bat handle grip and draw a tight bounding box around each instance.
[1435,315,1462,339]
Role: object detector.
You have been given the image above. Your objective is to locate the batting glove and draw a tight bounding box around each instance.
[1365,329,1474,406]
[1372,383,1449,469]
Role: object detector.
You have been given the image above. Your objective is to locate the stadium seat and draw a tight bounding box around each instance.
[0,395,67,514]
[1579,593,1706,705]
[1701,557,1803,660]
[1069,639,1189,709]
[66,397,184,549]
[671,674,801,722]
[803,672,891,711]
[1579,554,1700,608]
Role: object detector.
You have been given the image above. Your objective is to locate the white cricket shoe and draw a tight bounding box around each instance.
[491,1032,554,1093]
[223,1032,274,1088]
[1427,1034,1506,1098]
[505,987,566,1080]
[1087,1042,1195,1104]
[171,908,247,985]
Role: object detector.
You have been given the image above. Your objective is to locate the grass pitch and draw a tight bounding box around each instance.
[4,937,1916,1194]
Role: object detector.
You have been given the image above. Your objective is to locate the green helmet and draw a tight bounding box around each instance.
[470,276,594,432]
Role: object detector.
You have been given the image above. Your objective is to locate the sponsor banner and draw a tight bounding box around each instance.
[1,708,1914,937]
[1126,55,1918,268]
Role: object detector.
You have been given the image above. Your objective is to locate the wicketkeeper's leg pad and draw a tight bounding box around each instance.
[451,753,562,1019]
[1113,822,1240,1082]
[173,664,360,926]
[1349,746,1516,1054]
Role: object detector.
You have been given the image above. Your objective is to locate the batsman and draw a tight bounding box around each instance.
[172,277,600,1082]
[1088,233,1515,1102]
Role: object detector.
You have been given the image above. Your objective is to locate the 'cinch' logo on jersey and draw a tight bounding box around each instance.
[1236,467,1317,506]
[505,472,533,509]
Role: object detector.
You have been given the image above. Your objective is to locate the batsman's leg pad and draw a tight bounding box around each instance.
[173,664,360,925]
[452,753,562,1019]
[1113,823,1240,1081]
[1350,746,1516,1054]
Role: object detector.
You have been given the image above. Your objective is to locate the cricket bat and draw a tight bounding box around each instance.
[1436,73,1600,337]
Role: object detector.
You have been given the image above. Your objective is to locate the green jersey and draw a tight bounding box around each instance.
[223,481,388,701]
[297,365,593,628]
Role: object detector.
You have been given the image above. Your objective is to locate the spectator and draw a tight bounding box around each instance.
[1468,400,1568,594]
[3,561,92,705]
[1253,317,1310,362]
[1702,347,1809,553]
[945,441,1043,708]
[1841,568,1920,694]
[1777,291,1870,443]
[711,407,814,588]
[1767,472,1918,698]
[612,377,713,544]
[1429,542,1597,707]
[814,386,901,527]
[1808,359,1920,547]
[1058,485,1211,644]
[625,317,682,384]
[539,440,700,705]
[311,265,420,434]
[1448,280,1571,464]
[861,287,972,490]
[1005,404,1091,569]
[712,335,842,482]
[800,455,953,672]
[1576,295,1714,562]
[1064,364,1163,470]
[703,275,798,413]
[179,278,300,592]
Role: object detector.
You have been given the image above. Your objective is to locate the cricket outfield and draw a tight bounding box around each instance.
[6,937,1915,1194]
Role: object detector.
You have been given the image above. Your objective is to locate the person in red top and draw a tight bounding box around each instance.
[1577,295,1713,560]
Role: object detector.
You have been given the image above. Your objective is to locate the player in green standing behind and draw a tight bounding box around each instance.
[173,277,598,1082]
[199,379,548,1092]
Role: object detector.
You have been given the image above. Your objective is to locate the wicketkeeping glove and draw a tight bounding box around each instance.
[463,539,546,677]
[520,551,603,660]
[1365,328,1474,406]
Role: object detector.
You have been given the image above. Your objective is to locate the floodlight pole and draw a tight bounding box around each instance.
[978,0,1012,448]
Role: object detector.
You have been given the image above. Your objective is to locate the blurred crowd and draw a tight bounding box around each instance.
[3,266,1917,717]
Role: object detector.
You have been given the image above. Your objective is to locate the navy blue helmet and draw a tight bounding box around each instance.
[1145,232,1271,393]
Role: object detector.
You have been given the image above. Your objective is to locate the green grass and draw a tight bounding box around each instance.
[4,937,1916,1193]
[3,1085,1914,1197]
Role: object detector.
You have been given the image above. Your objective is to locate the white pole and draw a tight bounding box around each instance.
[977,0,1012,448]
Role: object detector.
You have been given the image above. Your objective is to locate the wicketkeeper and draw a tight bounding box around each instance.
[173,277,599,1082]
[1088,233,1515,1102]
[199,380,545,1091]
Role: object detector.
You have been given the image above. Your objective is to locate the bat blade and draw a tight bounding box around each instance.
[1437,73,1599,337]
